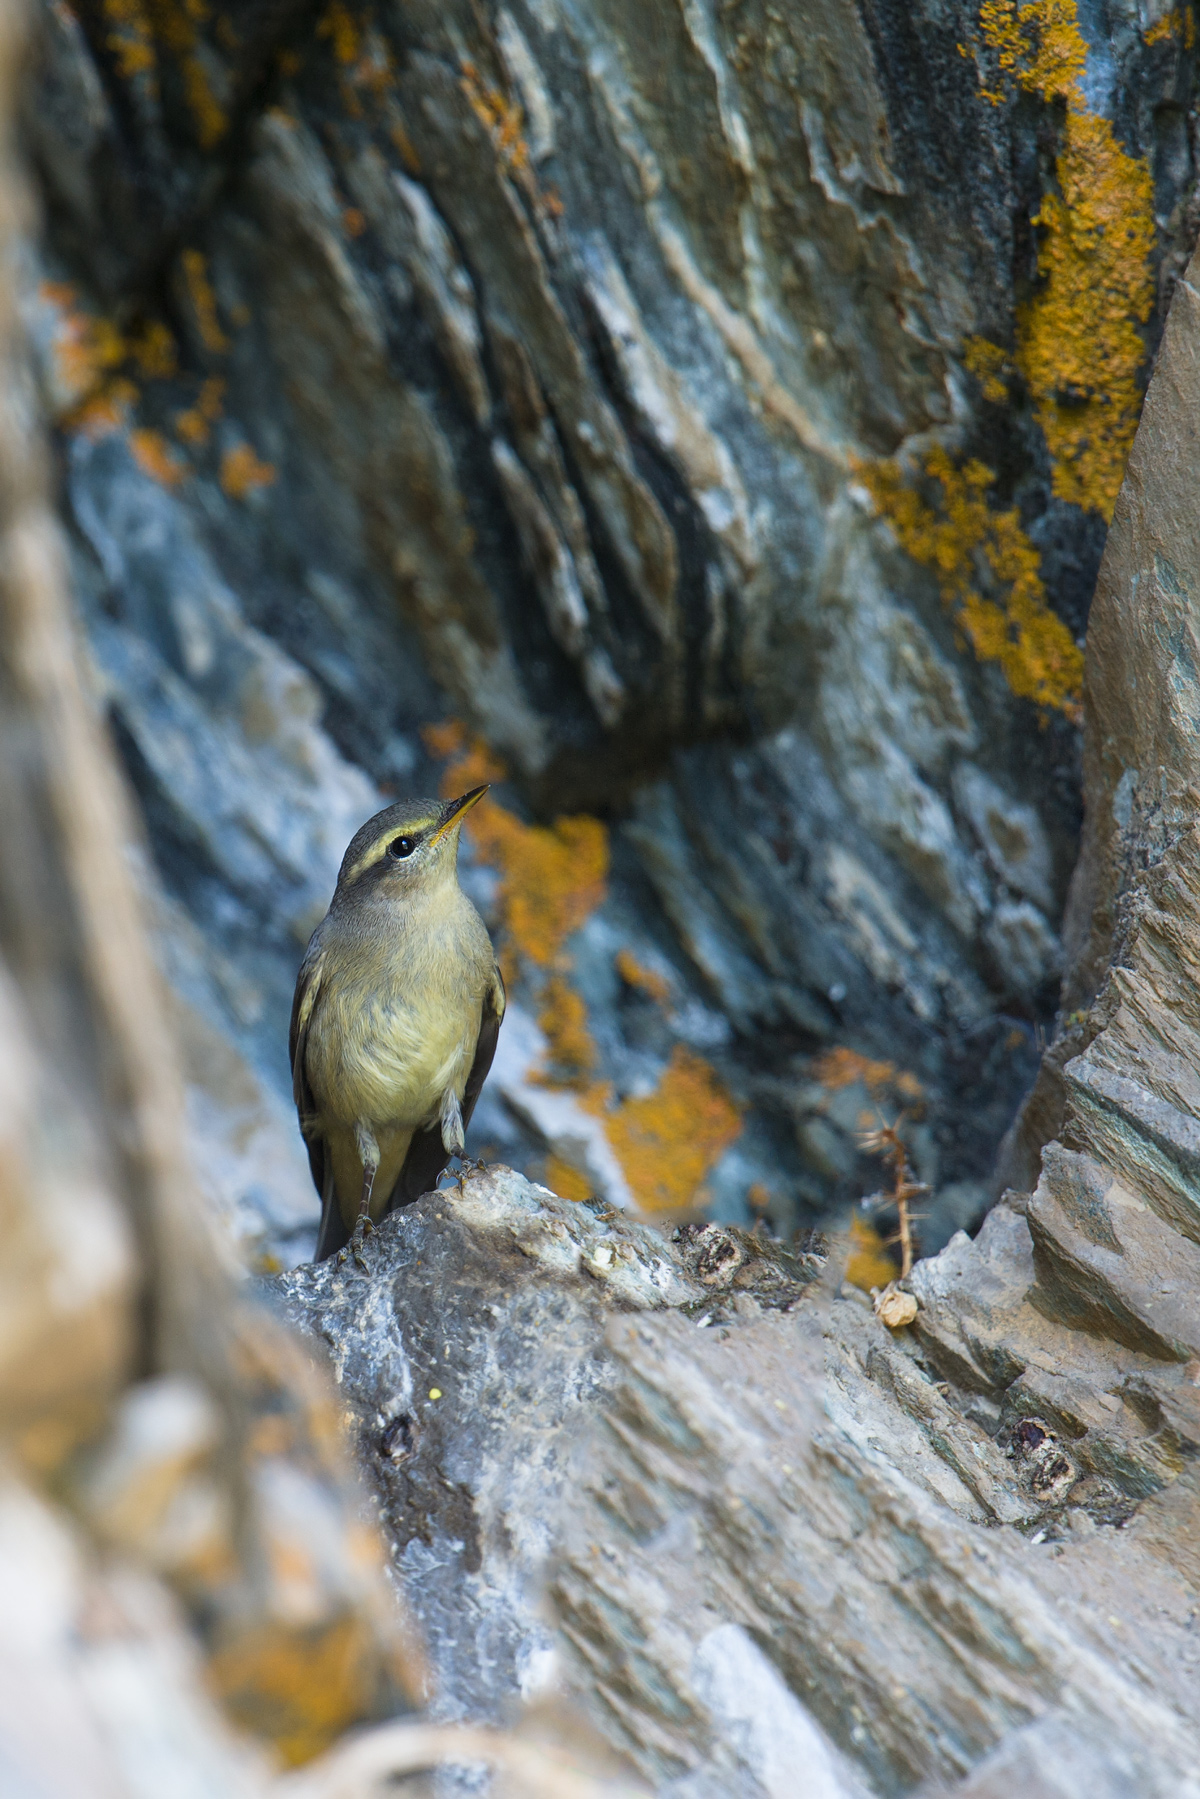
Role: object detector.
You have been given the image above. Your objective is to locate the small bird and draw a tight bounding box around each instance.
[290,787,505,1261]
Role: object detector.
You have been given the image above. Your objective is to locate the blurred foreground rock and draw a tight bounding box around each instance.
[0,0,422,1780]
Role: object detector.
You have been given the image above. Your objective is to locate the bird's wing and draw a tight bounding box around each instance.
[288,944,327,1201]
[389,963,507,1211]
[462,962,506,1130]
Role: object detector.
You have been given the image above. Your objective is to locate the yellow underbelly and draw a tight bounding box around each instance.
[309,983,481,1132]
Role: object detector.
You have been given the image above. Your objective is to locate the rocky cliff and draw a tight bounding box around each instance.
[25,0,1200,1258]
[11,0,1200,1793]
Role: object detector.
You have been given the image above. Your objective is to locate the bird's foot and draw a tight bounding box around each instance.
[349,1210,375,1272]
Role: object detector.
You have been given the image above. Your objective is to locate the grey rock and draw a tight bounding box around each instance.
[22,0,1200,1789]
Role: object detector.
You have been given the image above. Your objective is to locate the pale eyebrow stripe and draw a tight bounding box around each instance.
[344,816,440,884]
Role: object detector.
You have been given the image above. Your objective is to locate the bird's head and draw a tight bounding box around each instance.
[333,787,488,903]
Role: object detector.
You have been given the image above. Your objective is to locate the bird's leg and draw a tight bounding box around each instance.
[440,1087,465,1158]
[350,1121,381,1268]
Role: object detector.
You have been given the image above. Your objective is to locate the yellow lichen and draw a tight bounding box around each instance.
[1144,6,1195,45]
[390,120,421,172]
[101,0,156,80]
[220,441,276,499]
[174,374,225,445]
[100,0,228,145]
[599,1047,742,1215]
[130,427,188,486]
[543,1155,595,1202]
[129,318,177,379]
[460,60,531,176]
[207,1614,378,1768]
[811,1046,923,1105]
[181,249,230,354]
[533,974,597,1086]
[860,446,1084,719]
[975,0,1156,519]
[180,47,228,148]
[317,0,359,64]
[962,334,1010,403]
[615,947,672,1007]
[844,1214,898,1292]
[422,721,609,979]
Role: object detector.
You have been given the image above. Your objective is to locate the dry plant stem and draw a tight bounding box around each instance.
[275,1720,649,1799]
[897,1185,914,1281]
[859,1119,925,1279]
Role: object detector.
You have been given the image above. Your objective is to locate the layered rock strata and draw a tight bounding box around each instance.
[27,0,1199,1244]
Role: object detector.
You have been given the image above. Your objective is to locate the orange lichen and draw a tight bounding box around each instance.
[100,0,228,146]
[129,318,177,379]
[600,1048,742,1214]
[220,441,276,499]
[181,249,230,354]
[962,334,1010,403]
[543,1155,595,1202]
[41,288,183,453]
[317,0,360,65]
[422,721,608,977]
[1144,5,1195,45]
[130,427,187,486]
[860,446,1084,719]
[44,287,125,409]
[460,60,531,176]
[101,0,156,80]
[844,1215,898,1292]
[534,975,597,1086]
[811,1046,923,1104]
[175,375,226,445]
[615,947,672,1007]
[975,0,1156,519]
[207,1613,378,1768]
[348,23,394,95]
[343,207,366,238]
[69,379,140,438]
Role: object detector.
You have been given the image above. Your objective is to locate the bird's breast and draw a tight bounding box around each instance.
[306,898,491,1130]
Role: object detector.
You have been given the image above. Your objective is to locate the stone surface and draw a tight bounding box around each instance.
[27,0,1197,1253]
[271,1162,1200,1797]
[269,1164,820,1741]
[19,0,1200,1791]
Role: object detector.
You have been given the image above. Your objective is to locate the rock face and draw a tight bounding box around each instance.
[270,221,1200,1793]
[24,0,1200,1249]
[274,1161,1200,1796]
[20,0,1200,1792]
[270,1166,816,1732]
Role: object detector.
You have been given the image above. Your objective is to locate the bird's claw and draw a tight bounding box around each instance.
[349,1211,375,1271]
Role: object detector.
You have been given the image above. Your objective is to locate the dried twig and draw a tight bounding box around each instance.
[858,1116,928,1281]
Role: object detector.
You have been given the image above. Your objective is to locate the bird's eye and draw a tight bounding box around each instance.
[388,836,416,859]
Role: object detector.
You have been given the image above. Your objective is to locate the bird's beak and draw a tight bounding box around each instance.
[427,785,489,847]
